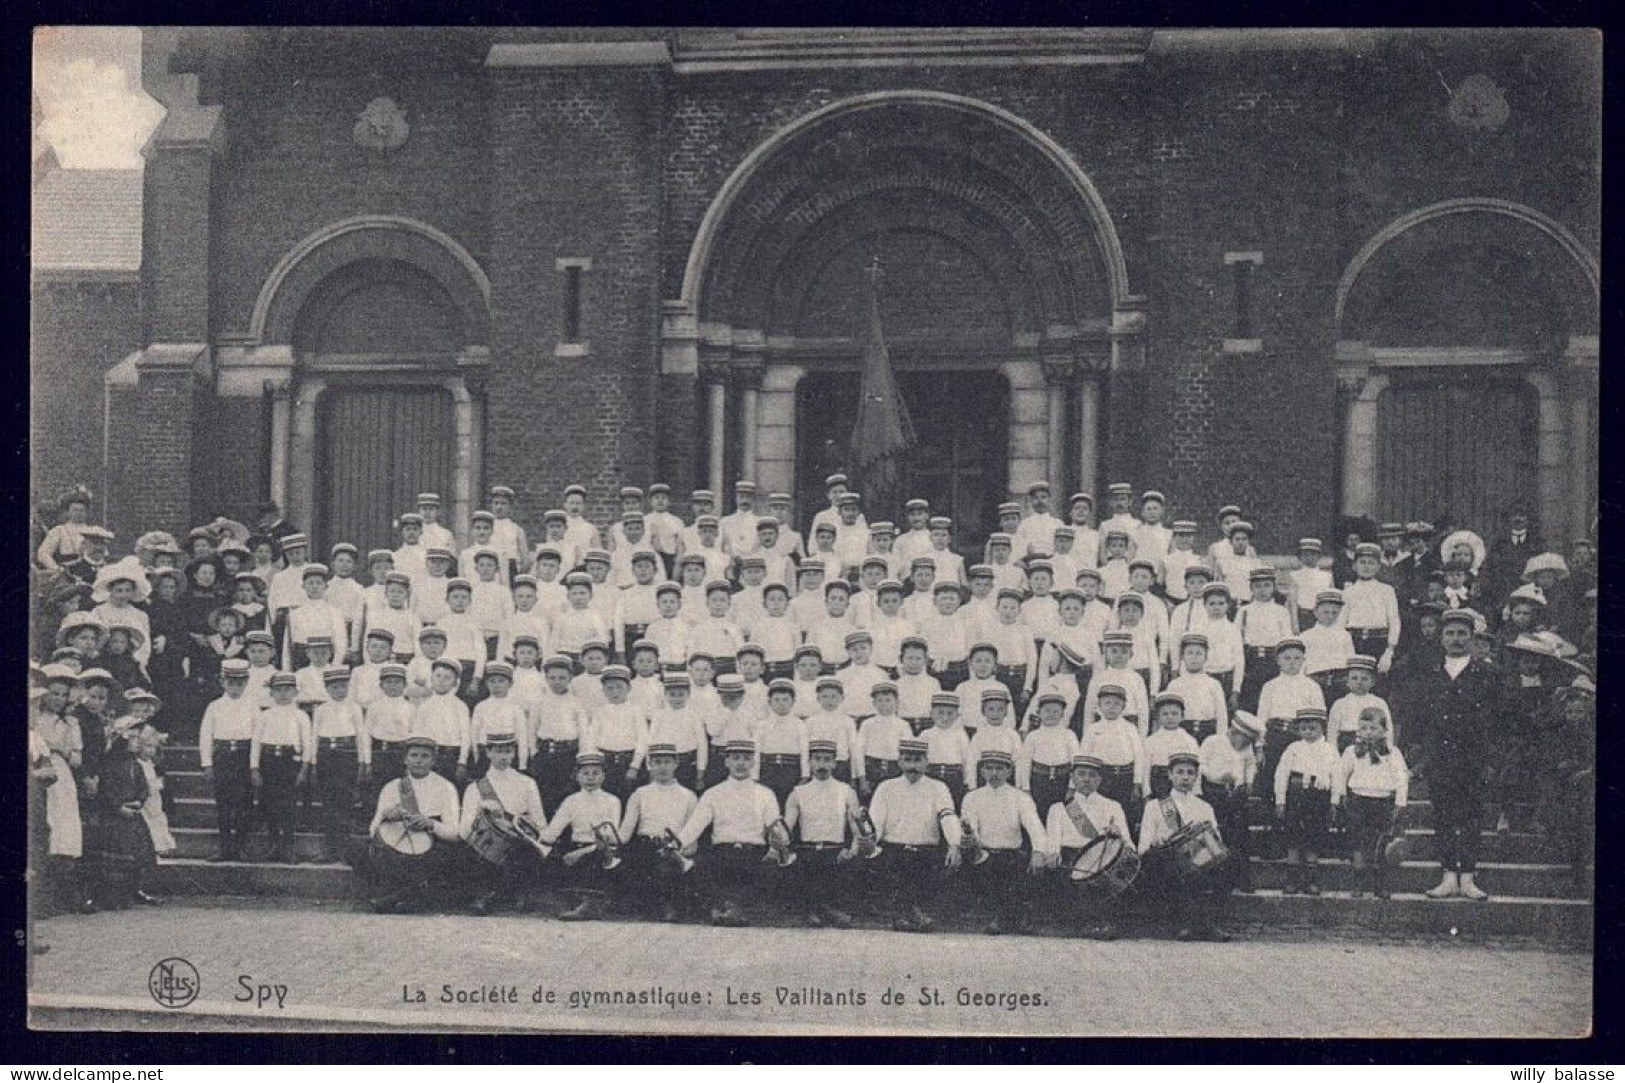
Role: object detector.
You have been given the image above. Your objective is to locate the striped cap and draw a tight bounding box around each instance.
[767,677,797,695]
[268,672,297,688]
[1346,654,1378,672]
[808,739,839,756]
[1072,754,1106,771]
[646,743,677,758]
[871,680,899,697]
[1179,632,1209,650]
[221,658,250,678]
[1035,691,1069,710]
[904,498,930,512]
[1095,683,1127,701]
[321,666,351,684]
[735,643,766,658]
[1152,692,1185,711]
[490,485,517,499]
[575,752,605,768]
[1274,637,1306,654]
[662,673,692,688]
[619,486,644,499]
[724,739,756,757]
[1314,590,1345,606]
[600,664,631,683]
[979,749,1015,767]
[930,692,960,709]
[1168,750,1200,769]
[379,663,408,681]
[844,629,873,647]
[898,738,929,757]
[980,686,1011,703]
[485,661,514,680]
[816,676,843,693]
[542,654,574,671]
[430,658,462,675]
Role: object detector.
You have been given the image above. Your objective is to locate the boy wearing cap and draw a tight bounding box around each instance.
[471,663,528,772]
[242,630,279,708]
[1136,750,1232,941]
[412,548,455,626]
[1161,523,1203,604]
[1078,684,1147,816]
[836,630,888,721]
[924,693,972,807]
[1329,655,1390,754]
[689,583,745,672]
[326,544,367,656]
[985,532,1024,593]
[1062,493,1101,565]
[749,582,798,680]
[528,547,569,617]
[1213,520,1265,603]
[919,581,972,690]
[294,636,337,708]
[460,730,547,915]
[253,673,314,863]
[961,749,1051,934]
[1016,481,1065,557]
[363,734,465,912]
[550,573,612,663]
[986,591,1040,713]
[805,677,859,784]
[1144,694,1201,799]
[1046,754,1133,938]
[784,740,863,927]
[611,551,662,658]
[412,493,454,553]
[528,656,589,808]
[720,481,761,557]
[606,487,647,556]
[405,627,450,700]
[1020,562,1061,652]
[674,738,785,926]
[416,659,473,783]
[649,674,707,792]
[955,641,1008,727]
[1333,706,1409,898]
[617,742,700,922]
[925,517,966,586]
[1237,566,1295,714]
[756,679,810,802]
[199,659,259,861]
[642,484,684,578]
[643,582,690,670]
[1301,590,1356,703]
[609,519,650,588]
[869,737,963,932]
[1111,593,1164,700]
[363,572,420,663]
[439,579,489,697]
[1343,543,1403,680]
[1162,633,1229,743]
[466,548,513,657]
[350,629,395,712]
[832,493,870,574]
[1080,632,1151,735]
[363,663,414,784]
[587,666,649,800]
[896,498,934,564]
[392,514,429,582]
[266,534,313,644]
[803,580,857,668]
[1201,711,1259,891]
[486,485,531,577]
[1255,638,1325,801]
[864,580,913,672]
[855,682,910,797]
[753,520,796,588]
[1275,707,1338,894]
[284,563,349,671]
[536,752,623,921]
[311,667,364,862]
[1290,539,1334,628]
[1099,484,1142,557]
[765,492,806,561]
[894,637,943,733]
[967,686,1023,785]
[1097,529,1134,602]
[1134,491,1173,560]
[1020,691,1082,817]
[730,556,770,635]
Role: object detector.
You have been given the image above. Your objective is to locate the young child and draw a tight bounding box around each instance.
[1100,484,1142,558]
[1290,538,1334,628]
[959,749,1050,936]
[967,687,1023,788]
[242,630,278,707]
[894,636,942,734]
[1161,633,1229,743]
[926,516,966,585]
[1274,707,1338,894]
[1161,522,1202,605]
[836,630,887,722]
[614,742,699,922]
[405,627,450,702]
[391,513,428,581]
[1095,529,1131,602]
[198,658,258,860]
[1064,492,1102,568]
[1019,691,1082,818]
[688,515,732,582]
[416,658,473,784]
[570,641,612,713]
[551,572,612,663]
[1300,589,1356,704]
[1144,693,1202,800]
[1200,710,1259,892]
[1333,706,1409,897]
[626,641,666,714]
[471,662,528,774]
[986,589,1039,712]
[413,548,456,627]
[735,645,771,724]
[750,582,798,681]
[309,666,363,862]
[612,550,662,658]
[753,520,795,589]
[647,672,706,792]
[1256,638,1327,799]
[804,580,857,668]
[984,533,1023,593]
[437,579,488,698]
[583,550,621,632]
[1136,750,1232,942]
[1237,566,1294,714]
[1081,631,1151,736]
[954,641,1008,728]
[789,645,825,718]
[855,681,910,797]
[919,581,972,690]
[1328,655,1390,754]
[730,555,770,637]
[1111,593,1163,698]
[1165,565,1216,660]
[586,664,648,802]
[536,752,624,922]
[1343,542,1403,681]
[865,581,914,673]
[922,692,971,807]
[1078,684,1147,815]
[537,510,579,574]
[1197,583,1245,707]
[467,549,513,660]
[1213,520,1264,602]
[294,635,336,708]
[529,548,569,617]
[643,582,690,671]
[1121,558,1171,659]
[961,565,999,636]
[901,558,939,625]
[362,662,414,786]
[790,559,829,631]
[609,520,649,589]
[1045,754,1131,939]
[804,676,858,784]
[756,679,810,804]
[528,654,589,808]
[895,498,934,565]
[460,730,548,916]
[252,672,314,864]
[364,572,420,661]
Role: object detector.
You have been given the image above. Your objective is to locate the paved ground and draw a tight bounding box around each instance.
[26,905,1591,1038]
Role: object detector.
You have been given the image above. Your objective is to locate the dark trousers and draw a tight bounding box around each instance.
[863,756,901,802]
[1238,649,1276,715]
[599,750,636,802]
[1148,764,1173,800]
[529,739,579,811]
[794,842,852,914]
[880,843,944,914]
[673,750,699,793]
[1256,722,1295,801]
[1344,792,1397,862]
[759,756,801,807]
[1182,718,1218,744]
[316,738,358,849]
[702,744,731,790]
[996,665,1029,716]
[928,764,966,809]
[935,661,969,690]
[622,835,698,913]
[258,749,302,853]
[1028,765,1070,822]
[362,840,471,906]
[1097,765,1137,825]
[371,740,404,789]
[1283,783,1332,853]
[704,841,769,909]
[212,742,253,854]
[433,745,462,782]
[1135,847,1228,934]
[1204,780,1252,890]
[1433,775,1485,873]
[971,848,1033,923]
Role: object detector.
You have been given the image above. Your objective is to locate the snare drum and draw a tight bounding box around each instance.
[468,809,519,866]
[1163,820,1230,878]
[1069,833,1142,899]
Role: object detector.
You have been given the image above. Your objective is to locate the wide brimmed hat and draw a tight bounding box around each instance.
[1439,530,1487,575]
[55,612,109,648]
[1522,552,1570,582]
[90,557,152,604]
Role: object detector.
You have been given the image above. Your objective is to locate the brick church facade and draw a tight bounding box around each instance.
[34,28,1598,557]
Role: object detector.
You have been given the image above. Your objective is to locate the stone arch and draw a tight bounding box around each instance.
[251,215,491,347]
[681,89,1132,316]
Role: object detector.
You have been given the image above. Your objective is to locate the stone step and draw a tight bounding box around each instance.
[147,858,1591,941]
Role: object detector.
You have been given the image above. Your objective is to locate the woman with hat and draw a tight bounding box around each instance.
[88,558,152,668]
[89,712,160,908]
[180,554,231,629]
[35,485,95,571]
[143,568,190,708]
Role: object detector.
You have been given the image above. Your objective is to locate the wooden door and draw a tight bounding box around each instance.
[1375,372,1537,534]
[317,385,455,555]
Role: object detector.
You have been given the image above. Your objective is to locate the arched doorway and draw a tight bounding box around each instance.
[1336,200,1598,542]
[246,216,492,552]
[667,91,1136,539]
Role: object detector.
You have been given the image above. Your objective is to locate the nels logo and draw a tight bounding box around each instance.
[148,957,200,1009]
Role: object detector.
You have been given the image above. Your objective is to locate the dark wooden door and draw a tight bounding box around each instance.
[796,369,1009,553]
[317,385,455,555]
[1375,372,1537,534]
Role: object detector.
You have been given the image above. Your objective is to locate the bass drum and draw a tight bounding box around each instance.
[1069,833,1141,899]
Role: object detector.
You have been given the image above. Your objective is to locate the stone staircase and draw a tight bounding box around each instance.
[149,745,1593,942]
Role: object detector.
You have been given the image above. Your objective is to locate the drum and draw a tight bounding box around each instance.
[1069,833,1142,898]
[374,817,434,855]
[468,809,520,866]
[1164,820,1229,878]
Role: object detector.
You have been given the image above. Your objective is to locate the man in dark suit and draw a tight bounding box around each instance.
[1481,508,1542,612]
[1416,608,1502,900]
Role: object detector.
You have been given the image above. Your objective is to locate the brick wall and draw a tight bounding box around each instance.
[108,367,197,540]
[486,67,665,528]
[30,280,141,517]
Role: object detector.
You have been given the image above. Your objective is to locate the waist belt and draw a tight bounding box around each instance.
[929,763,964,777]
[1266,719,1293,731]
[536,739,578,751]
[372,737,405,748]
[798,840,844,851]
[761,753,800,768]
[1099,763,1134,776]
[1245,646,1275,657]
[319,736,356,746]
[260,744,300,756]
[1350,627,1388,635]
[213,739,251,751]
[721,842,764,851]
[1032,763,1070,780]
[996,665,1029,676]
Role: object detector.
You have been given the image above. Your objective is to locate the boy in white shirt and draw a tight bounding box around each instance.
[1327,655,1392,754]
[1256,638,1326,800]
[1274,707,1338,894]
[1300,589,1356,703]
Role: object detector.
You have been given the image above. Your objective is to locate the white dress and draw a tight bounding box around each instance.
[31,729,83,858]
[139,759,177,855]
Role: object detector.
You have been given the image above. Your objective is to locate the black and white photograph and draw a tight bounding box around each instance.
[26,25,1599,1038]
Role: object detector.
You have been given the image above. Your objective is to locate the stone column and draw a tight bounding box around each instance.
[735,360,765,487]
[1338,367,1387,517]
[287,377,327,536]
[756,364,805,498]
[700,358,729,499]
[1000,359,1049,498]
[1077,377,1101,500]
[266,379,292,510]
[1042,354,1077,494]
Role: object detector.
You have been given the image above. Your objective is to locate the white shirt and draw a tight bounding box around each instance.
[1257,673,1326,724]
[1341,577,1402,643]
[1163,670,1229,731]
[1329,691,1391,736]
[459,767,546,837]
[960,783,1048,852]
[676,776,782,847]
[540,788,622,846]
[1045,791,1131,851]
[1335,742,1410,804]
[1137,790,1217,851]
[413,693,472,763]
[620,780,699,841]
[197,694,258,766]
[369,771,461,840]
[869,773,956,846]
[1300,624,1355,676]
[786,776,861,844]
[1199,734,1255,791]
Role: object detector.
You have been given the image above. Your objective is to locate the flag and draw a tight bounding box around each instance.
[848,259,916,504]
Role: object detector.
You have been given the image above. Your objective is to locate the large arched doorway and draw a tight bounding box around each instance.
[246,217,492,553]
[668,91,1135,541]
[1336,200,1598,542]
